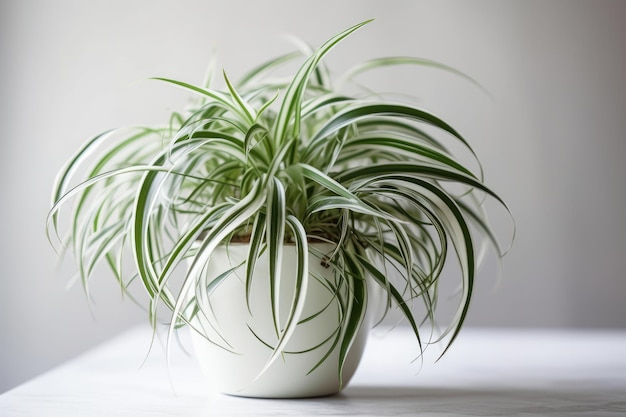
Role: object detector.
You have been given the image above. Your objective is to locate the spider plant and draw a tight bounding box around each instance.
[47,20,511,383]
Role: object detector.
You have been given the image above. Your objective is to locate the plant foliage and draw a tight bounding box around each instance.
[48,20,512,381]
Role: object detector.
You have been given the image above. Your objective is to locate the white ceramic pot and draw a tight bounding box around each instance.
[189,243,376,398]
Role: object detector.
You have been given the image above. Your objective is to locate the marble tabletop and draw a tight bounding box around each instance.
[1,326,625,416]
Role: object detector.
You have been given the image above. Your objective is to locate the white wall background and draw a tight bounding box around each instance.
[1,0,625,393]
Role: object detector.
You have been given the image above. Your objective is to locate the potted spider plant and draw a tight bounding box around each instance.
[47,20,511,398]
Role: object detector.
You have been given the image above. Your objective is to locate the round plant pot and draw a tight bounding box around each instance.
[189,242,376,398]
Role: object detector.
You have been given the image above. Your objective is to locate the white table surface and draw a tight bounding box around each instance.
[1,326,625,416]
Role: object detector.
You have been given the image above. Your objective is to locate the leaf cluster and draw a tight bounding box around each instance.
[47,20,512,380]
